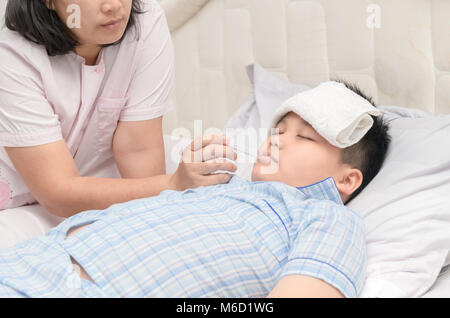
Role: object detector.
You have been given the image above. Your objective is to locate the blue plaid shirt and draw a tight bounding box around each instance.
[0,175,366,297]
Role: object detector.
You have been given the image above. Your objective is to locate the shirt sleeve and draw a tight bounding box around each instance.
[0,43,63,147]
[279,204,366,298]
[119,1,175,122]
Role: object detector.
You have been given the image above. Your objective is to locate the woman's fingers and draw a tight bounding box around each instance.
[172,135,238,190]
[198,159,237,175]
[189,134,229,152]
[174,134,238,189]
[183,134,236,163]
[200,144,237,162]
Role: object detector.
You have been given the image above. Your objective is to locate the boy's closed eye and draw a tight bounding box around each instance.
[297,135,314,141]
[272,129,315,142]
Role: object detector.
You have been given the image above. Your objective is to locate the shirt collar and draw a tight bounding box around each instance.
[69,47,106,67]
[295,177,344,205]
[230,175,344,205]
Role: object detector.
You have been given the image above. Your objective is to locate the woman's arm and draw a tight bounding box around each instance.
[5,134,237,218]
[113,116,166,179]
[5,140,173,218]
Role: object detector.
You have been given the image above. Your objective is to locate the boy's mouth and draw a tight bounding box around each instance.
[257,145,279,164]
[257,153,278,164]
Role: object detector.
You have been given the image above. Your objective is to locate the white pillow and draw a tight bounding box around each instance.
[225,64,450,297]
[225,64,310,130]
[348,109,450,298]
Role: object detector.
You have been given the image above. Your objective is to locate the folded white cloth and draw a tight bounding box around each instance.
[269,81,381,148]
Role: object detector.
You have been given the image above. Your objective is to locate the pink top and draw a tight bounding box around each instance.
[0,0,174,210]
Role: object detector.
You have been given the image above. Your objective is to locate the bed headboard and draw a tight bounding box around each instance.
[1,1,448,135]
[161,0,450,134]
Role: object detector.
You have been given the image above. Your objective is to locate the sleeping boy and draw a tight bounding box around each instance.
[0,81,390,298]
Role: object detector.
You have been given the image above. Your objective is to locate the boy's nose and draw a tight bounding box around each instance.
[270,135,281,148]
[267,136,281,159]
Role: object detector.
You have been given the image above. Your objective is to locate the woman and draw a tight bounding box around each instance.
[0,0,237,217]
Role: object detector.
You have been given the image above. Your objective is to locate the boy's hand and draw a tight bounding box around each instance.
[169,134,238,191]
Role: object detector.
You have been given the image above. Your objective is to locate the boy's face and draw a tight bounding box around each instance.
[251,112,362,203]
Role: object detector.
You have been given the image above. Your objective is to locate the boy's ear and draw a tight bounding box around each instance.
[335,168,363,203]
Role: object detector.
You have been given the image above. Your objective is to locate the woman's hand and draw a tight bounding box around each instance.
[169,134,238,191]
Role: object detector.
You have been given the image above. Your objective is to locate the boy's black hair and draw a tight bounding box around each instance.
[5,0,145,56]
[333,79,391,204]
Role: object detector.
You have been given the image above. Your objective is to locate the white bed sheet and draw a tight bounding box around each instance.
[0,203,64,250]
[422,267,450,298]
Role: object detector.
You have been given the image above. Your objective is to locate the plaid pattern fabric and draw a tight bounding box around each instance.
[0,176,365,297]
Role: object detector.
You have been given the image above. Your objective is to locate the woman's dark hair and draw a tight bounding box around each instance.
[5,0,145,56]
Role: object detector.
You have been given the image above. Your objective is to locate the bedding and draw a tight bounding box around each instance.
[423,266,450,298]
[224,64,450,297]
[225,64,310,130]
[0,204,64,250]
[350,109,450,297]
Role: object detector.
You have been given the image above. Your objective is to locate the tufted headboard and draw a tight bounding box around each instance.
[160,0,450,134]
[1,1,448,135]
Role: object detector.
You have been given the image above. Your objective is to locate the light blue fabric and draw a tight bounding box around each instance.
[0,175,366,297]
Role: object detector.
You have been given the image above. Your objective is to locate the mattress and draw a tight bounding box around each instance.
[160,0,450,135]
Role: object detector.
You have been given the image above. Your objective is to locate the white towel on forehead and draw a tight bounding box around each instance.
[269,81,381,148]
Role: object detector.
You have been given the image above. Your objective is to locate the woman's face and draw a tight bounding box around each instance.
[49,0,133,46]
